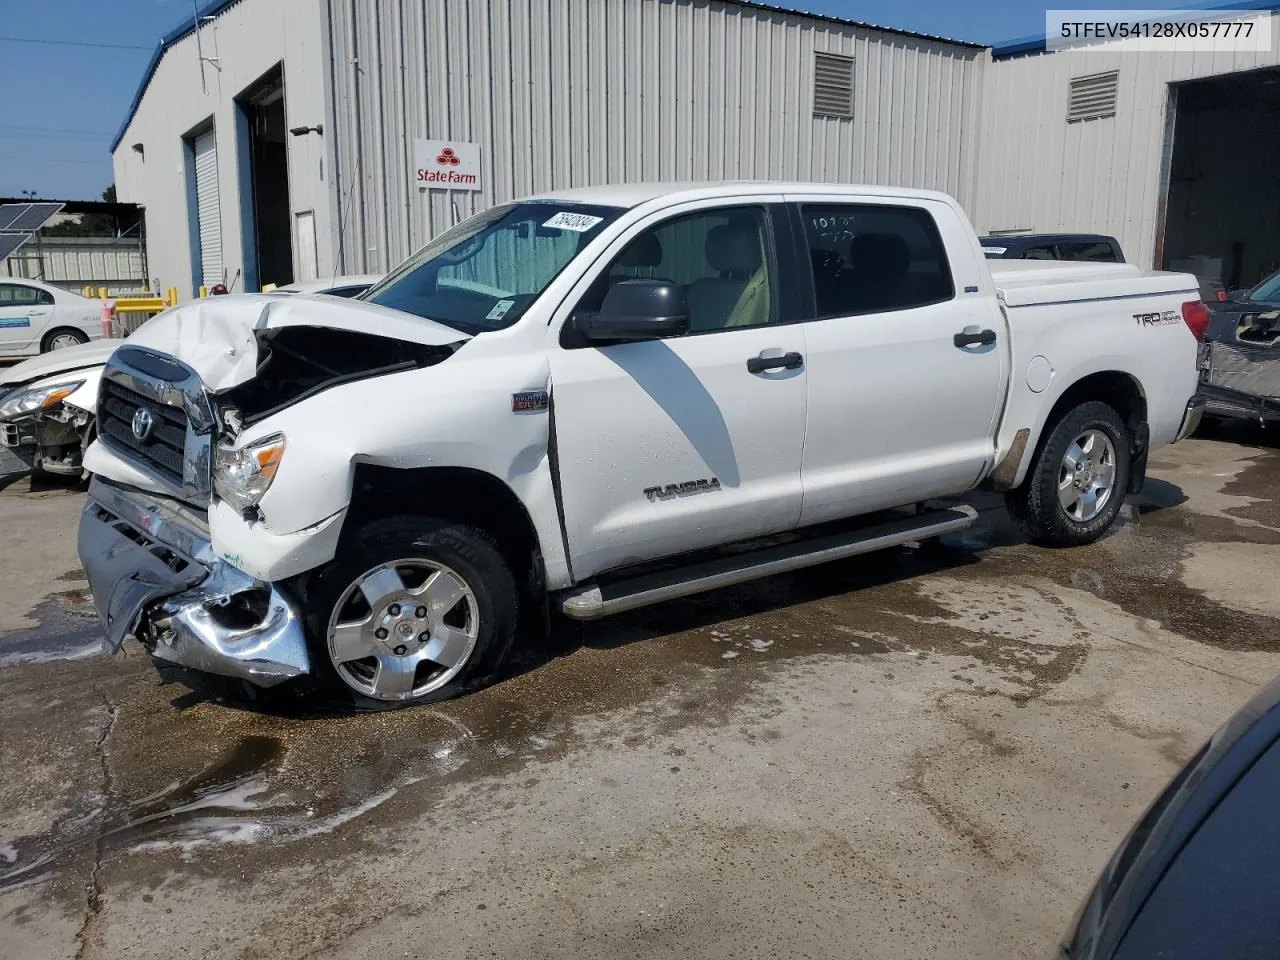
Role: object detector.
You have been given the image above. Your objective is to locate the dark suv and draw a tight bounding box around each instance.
[979,233,1124,263]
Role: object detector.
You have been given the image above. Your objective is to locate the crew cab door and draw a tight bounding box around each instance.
[0,282,52,354]
[788,196,1008,525]
[548,198,809,582]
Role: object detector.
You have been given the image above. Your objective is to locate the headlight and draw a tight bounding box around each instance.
[213,433,286,512]
[0,380,85,421]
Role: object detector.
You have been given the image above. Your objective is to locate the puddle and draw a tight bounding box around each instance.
[0,593,104,668]
[5,446,1280,897]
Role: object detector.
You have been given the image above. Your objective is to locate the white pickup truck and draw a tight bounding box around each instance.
[78,183,1204,707]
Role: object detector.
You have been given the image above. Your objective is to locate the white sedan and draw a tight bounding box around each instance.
[0,278,100,356]
[0,275,384,477]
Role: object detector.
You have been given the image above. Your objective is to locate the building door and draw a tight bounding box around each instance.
[238,66,293,290]
[192,129,223,290]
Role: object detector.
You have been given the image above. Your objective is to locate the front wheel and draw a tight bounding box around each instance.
[41,328,90,352]
[302,516,520,708]
[1005,401,1131,547]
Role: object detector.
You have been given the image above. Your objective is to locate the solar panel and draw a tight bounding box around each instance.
[0,205,28,230]
[6,203,63,232]
[0,233,33,260]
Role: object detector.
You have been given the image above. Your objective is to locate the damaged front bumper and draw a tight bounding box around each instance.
[1,407,91,475]
[79,476,311,687]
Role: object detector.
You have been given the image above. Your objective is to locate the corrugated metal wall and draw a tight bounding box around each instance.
[326,0,988,274]
[976,16,1280,269]
[2,238,147,291]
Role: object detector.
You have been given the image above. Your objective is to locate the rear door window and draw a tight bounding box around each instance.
[800,204,954,318]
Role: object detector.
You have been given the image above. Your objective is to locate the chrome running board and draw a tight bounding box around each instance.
[557,504,977,621]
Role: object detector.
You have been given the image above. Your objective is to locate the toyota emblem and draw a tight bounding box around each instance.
[131,407,155,443]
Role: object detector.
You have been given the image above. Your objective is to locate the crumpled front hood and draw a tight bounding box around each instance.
[125,293,470,391]
[0,339,121,387]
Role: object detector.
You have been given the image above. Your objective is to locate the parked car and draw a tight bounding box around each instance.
[0,340,117,478]
[0,278,102,357]
[980,233,1124,263]
[0,275,383,479]
[1060,672,1280,959]
[1195,267,1280,423]
[271,274,384,298]
[1208,266,1280,317]
[77,182,1201,708]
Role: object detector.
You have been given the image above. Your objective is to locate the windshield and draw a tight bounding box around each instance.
[364,202,622,333]
[1249,269,1280,304]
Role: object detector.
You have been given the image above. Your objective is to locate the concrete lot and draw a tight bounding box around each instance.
[3,431,1280,959]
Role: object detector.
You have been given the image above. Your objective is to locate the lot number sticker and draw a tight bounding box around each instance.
[543,212,603,232]
[486,298,516,321]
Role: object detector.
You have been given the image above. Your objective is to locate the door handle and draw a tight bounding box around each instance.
[747,351,803,373]
[953,326,996,348]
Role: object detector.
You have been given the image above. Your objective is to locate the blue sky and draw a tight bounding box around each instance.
[0,0,1147,200]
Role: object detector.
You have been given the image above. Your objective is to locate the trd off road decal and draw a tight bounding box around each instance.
[1132,310,1180,327]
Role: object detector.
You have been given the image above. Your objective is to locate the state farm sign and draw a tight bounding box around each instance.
[414,139,482,191]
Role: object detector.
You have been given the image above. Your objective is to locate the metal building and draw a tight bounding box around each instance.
[111,0,988,299]
[975,4,1280,294]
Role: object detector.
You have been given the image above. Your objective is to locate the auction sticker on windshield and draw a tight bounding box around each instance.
[486,299,516,321]
[543,212,604,232]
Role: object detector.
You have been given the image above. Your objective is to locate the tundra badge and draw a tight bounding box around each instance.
[644,478,722,502]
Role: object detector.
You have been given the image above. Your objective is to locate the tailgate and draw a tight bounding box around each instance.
[1203,308,1280,400]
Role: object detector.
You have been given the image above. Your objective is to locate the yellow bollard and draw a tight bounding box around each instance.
[97,287,108,300]
[198,285,208,298]
[166,287,178,307]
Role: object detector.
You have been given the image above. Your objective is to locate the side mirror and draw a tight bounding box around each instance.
[584,279,689,342]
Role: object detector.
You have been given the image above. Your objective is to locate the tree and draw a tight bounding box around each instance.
[42,185,120,237]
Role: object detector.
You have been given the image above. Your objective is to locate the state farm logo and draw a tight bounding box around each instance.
[415,139,481,190]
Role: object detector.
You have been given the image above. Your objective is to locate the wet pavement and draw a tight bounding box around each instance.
[3,430,1280,958]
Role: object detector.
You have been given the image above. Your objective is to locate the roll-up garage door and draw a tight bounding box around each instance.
[193,129,223,289]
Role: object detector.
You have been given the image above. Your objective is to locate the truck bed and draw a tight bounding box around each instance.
[989,260,1198,308]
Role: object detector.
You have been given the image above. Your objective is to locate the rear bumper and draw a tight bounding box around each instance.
[1174,395,1205,442]
[78,477,311,687]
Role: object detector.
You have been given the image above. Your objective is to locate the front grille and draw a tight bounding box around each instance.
[99,380,188,484]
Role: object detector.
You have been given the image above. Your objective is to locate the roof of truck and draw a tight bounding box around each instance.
[522,181,959,209]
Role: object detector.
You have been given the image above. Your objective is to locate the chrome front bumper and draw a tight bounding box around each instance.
[79,477,311,687]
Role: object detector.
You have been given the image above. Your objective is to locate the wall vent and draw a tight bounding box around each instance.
[813,52,854,119]
[1067,70,1119,122]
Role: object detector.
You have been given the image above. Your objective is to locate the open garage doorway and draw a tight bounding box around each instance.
[1160,68,1280,297]
[236,66,293,292]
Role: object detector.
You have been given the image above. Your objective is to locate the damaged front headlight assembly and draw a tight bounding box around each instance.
[0,380,85,421]
[213,433,287,512]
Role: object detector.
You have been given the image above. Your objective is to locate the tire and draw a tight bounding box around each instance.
[1005,401,1131,547]
[301,516,520,708]
[41,328,89,352]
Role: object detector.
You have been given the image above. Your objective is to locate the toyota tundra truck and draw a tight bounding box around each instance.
[77,183,1205,707]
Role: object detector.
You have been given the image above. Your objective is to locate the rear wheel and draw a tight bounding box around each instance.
[41,328,89,352]
[1006,401,1131,547]
[303,516,519,708]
